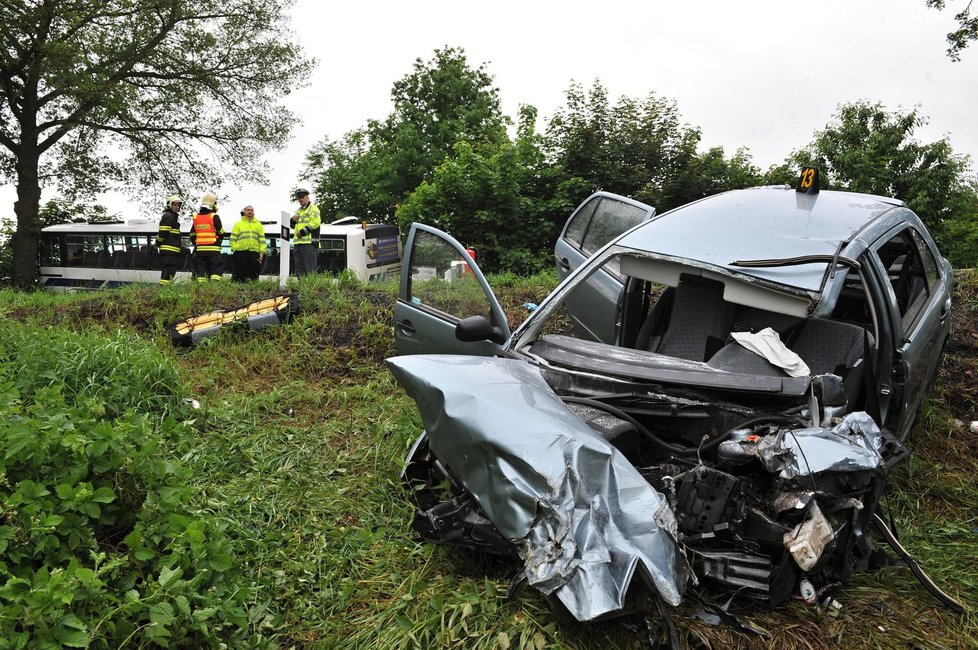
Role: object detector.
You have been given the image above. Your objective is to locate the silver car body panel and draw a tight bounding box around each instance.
[390,185,954,621]
[554,192,656,343]
[387,354,686,621]
[747,412,884,479]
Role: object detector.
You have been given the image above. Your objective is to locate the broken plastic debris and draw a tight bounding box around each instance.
[799,578,817,604]
[784,503,834,571]
[168,293,299,348]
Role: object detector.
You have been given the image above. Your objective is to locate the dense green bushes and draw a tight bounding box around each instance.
[0,324,254,648]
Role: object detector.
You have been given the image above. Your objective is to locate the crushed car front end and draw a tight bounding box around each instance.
[391,342,906,622]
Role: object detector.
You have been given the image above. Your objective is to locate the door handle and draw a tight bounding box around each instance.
[558,257,570,271]
[397,319,416,336]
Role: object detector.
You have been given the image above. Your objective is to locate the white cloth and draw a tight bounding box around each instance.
[730,327,811,377]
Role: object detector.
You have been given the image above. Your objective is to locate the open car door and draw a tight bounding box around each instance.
[394,223,511,356]
[555,193,655,344]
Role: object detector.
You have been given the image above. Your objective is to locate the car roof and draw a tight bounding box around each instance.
[615,186,906,292]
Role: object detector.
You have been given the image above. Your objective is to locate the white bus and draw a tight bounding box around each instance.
[38,216,401,291]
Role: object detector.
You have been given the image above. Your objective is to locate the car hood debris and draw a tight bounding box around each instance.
[389,354,685,621]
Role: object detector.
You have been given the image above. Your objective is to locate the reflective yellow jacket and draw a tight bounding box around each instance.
[294,203,321,245]
[231,217,266,254]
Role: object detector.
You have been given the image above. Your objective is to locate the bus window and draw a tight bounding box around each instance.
[319,236,347,274]
[66,235,105,267]
[106,235,148,269]
[39,236,62,266]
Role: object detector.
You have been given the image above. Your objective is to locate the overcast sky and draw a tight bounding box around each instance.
[4,0,978,227]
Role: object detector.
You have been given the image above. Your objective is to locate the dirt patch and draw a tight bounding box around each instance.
[933,273,978,422]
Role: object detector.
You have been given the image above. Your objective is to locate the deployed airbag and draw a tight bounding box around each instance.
[731,327,811,377]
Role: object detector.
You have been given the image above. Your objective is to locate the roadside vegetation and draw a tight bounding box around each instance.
[1,272,975,648]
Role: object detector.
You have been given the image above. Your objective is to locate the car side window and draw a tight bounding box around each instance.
[406,230,490,320]
[563,197,600,248]
[908,228,940,288]
[874,229,934,333]
[581,200,648,256]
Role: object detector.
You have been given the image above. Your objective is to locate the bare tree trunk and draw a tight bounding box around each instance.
[12,150,42,289]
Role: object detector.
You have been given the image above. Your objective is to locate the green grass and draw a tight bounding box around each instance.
[1,271,975,648]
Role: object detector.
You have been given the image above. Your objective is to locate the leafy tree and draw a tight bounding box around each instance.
[37,197,118,225]
[0,0,313,288]
[927,0,978,60]
[306,47,507,222]
[940,182,978,266]
[543,81,759,214]
[767,101,976,265]
[659,146,762,208]
[303,128,377,222]
[396,105,553,273]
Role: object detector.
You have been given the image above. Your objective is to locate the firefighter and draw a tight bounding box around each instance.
[190,192,226,282]
[156,194,183,285]
[230,205,266,281]
[290,188,321,276]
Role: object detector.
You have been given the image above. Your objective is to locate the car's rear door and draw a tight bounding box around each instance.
[868,224,951,438]
[554,193,654,343]
[394,223,511,356]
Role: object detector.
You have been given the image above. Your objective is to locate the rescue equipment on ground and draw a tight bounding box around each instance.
[168,293,299,347]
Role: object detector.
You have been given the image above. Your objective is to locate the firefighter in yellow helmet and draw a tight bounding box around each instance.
[156,194,184,285]
[190,192,226,282]
[290,188,321,276]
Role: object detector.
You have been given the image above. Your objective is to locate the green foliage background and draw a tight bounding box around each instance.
[304,50,978,274]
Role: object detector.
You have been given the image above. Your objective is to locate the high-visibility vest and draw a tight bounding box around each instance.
[193,212,220,250]
[231,217,266,253]
[294,204,321,245]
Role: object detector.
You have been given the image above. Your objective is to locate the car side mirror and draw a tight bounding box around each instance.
[456,315,507,345]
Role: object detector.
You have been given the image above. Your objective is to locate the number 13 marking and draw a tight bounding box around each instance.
[800,168,815,188]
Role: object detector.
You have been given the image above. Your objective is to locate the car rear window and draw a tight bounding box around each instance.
[581,200,648,256]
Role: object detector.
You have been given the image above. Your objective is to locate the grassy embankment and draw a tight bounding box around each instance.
[1,270,975,648]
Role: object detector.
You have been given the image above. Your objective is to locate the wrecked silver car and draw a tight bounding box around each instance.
[389,181,957,625]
